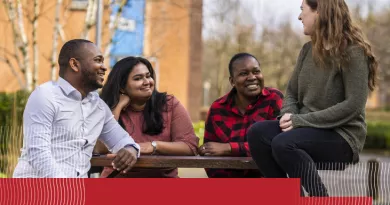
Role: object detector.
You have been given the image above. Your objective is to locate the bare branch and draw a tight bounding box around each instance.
[32,0,39,89]
[16,0,32,91]
[0,56,24,88]
[35,1,56,20]
[103,0,128,58]
[2,0,25,77]
[81,0,97,39]
[50,0,62,81]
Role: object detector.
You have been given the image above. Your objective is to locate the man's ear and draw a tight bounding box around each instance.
[69,58,79,72]
[229,76,234,87]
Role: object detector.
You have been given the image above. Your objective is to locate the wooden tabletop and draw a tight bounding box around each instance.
[91,154,258,170]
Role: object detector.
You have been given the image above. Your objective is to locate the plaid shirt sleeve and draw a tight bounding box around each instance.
[229,142,249,157]
[203,107,221,178]
[268,89,284,120]
[204,109,217,141]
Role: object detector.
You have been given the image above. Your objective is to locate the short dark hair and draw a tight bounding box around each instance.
[58,39,93,76]
[228,53,260,77]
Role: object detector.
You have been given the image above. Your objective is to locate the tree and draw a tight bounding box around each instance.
[1,0,32,91]
[353,3,390,108]
[202,0,303,105]
[0,0,130,90]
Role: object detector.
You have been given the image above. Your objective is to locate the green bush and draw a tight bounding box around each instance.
[0,90,29,127]
[191,120,390,150]
[0,173,7,178]
[193,121,205,147]
[365,121,390,150]
[0,90,30,173]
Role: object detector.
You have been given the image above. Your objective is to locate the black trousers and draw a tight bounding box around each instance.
[247,120,353,196]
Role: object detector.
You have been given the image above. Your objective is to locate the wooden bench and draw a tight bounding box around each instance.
[90,154,258,177]
[90,154,384,200]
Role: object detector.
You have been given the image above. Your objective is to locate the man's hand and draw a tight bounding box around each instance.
[279,113,293,132]
[111,146,138,174]
[198,142,231,156]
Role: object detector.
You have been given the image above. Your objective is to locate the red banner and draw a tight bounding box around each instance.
[0,179,372,205]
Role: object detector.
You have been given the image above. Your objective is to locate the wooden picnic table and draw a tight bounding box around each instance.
[91,154,258,170]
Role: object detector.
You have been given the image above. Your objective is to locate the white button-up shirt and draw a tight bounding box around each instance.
[13,77,140,178]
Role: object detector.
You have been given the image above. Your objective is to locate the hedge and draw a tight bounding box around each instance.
[365,121,390,150]
[193,121,205,147]
[191,120,390,150]
[0,91,29,173]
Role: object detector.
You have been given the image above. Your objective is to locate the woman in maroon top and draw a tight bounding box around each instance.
[99,56,199,178]
[199,53,283,178]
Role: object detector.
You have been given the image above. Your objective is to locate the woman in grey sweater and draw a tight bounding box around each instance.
[247,0,378,197]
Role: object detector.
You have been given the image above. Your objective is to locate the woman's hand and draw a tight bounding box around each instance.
[138,142,154,155]
[118,93,131,110]
[279,113,293,132]
[112,93,131,121]
[198,142,231,156]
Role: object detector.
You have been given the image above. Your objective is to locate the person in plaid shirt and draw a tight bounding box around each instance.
[199,53,284,178]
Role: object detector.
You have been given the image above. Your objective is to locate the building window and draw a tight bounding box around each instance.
[70,0,89,10]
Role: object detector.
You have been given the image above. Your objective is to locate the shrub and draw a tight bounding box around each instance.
[0,90,29,173]
[0,90,29,127]
[193,121,205,147]
[191,120,390,150]
[365,121,390,150]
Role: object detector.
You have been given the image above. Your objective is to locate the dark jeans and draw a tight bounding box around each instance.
[247,120,353,197]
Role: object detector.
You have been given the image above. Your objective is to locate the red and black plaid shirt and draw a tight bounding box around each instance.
[204,87,283,178]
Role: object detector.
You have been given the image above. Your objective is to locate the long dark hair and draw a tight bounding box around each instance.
[100,56,168,135]
[306,0,378,91]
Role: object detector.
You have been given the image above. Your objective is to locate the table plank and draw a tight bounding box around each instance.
[91,155,258,169]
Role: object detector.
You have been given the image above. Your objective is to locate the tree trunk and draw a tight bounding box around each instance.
[81,0,97,39]
[32,0,39,89]
[16,0,31,91]
[51,0,62,81]
[2,0,26,88]
[103,0,128,58]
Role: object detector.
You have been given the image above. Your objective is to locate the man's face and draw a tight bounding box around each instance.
[77,43,107,90]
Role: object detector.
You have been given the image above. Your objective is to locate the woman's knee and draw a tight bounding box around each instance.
[271,132,295,153]
[247,120,279,146]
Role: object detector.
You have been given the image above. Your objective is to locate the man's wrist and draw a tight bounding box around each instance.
[124,144,139,154]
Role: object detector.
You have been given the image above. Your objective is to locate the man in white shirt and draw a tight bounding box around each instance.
[13,39,140,178]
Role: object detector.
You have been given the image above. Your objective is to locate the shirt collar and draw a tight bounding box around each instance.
[219,87,270,105]
[57,77,77,96]
[57,77,98,100]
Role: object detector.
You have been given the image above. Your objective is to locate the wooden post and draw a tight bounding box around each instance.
[367,159,380,200]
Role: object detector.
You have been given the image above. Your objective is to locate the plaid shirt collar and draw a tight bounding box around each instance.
[217,87,271,115]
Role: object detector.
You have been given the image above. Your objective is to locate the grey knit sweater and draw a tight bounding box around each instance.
[282,42,370,163]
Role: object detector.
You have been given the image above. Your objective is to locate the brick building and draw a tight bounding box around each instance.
[0,0,203,121]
